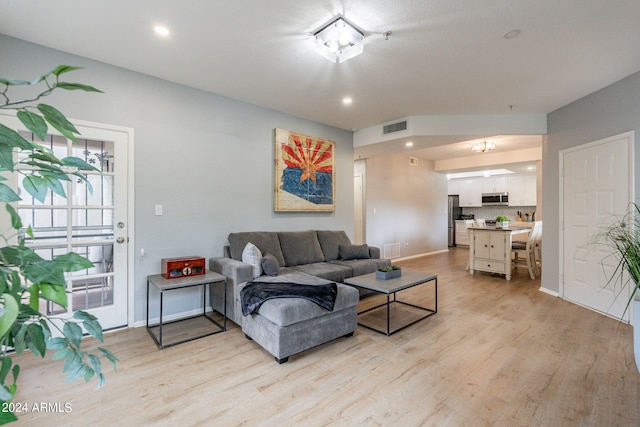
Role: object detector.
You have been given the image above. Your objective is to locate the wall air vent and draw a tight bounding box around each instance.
[409,157,419,166]
[384,243,401,259]
[382,120,407,135]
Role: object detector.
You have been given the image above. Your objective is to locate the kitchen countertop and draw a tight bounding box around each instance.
[468,225,532,232]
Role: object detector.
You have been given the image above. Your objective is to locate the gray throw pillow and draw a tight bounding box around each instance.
[261,252,279,276]
[339,244,370,260]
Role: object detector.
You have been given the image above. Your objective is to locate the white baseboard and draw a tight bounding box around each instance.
[132,306,213,328]
[392,249,449,262]
[539,287,559,297]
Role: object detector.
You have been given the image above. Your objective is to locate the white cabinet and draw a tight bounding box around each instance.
[469,227,533,280]
[481,177,508,194]
[458,180,482,207]
[450,174,536,207]
[448,180,460,196]
[509,175,536,206]
[469,229,510,279]
[455,220,470,246]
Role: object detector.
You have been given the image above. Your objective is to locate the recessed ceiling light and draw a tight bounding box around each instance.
[405,142,414,147]
[503,29,521,39]
[342,97,352,105]
[154,25,170,37]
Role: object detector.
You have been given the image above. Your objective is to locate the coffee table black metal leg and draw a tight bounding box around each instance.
[386,293,391,336]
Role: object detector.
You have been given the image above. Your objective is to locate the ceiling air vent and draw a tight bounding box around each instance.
[409,157,419,166]
[382,120,407,135]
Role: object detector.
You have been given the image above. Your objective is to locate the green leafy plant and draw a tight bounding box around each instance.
[596,202,640,315]
[495,215,509,223]
[0,66,117,424]
[378,265,400,272]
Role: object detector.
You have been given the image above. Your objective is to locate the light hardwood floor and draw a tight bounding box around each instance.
[11,248,640,426]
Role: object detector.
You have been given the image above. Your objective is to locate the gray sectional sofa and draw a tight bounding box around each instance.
[209,230,390,363]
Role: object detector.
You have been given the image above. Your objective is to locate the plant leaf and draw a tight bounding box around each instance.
[0,77,30,86]
[0,123,34,150]
[63,322,83,349]
[36,104,80,142]
[47,337,68,350]
[0,144,14,172]
[0,183,20,203]
[17,110,48,141]
[30,65,82,84]
[50,65,84,77]
[22,260,66,284]
[74,311,103,342]
[5,204,22,230]
[55,82,103,93]
[0,294,18,340]
[51,347,71,361]
[61,157,100,172]
[0,357,11,385]
[42,174,66,198]
[39,283,68,307]
[28,284,39,311]
[54,252,94,272]
[22,175,49,203]
[0,244,43,265]
[0,404,18,423]
[25,323,46,357]
[97,347,119,370]
[27,149,64,166]
[62,349,87,382]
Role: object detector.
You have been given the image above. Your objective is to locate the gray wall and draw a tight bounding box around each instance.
[365,153,448,258]
[543,71,640,293]
[0,36,355,324]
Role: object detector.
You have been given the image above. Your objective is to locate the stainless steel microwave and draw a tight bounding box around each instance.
[482,192,509,206]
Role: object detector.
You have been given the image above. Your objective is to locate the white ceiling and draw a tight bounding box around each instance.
[2,0,639,165]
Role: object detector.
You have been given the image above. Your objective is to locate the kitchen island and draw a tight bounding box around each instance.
[468,225,532,280]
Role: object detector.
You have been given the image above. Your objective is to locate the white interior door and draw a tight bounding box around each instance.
[561,132,634,321]
[3,114,131,330]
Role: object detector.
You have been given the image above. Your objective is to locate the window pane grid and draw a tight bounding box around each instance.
[16,132,116,313]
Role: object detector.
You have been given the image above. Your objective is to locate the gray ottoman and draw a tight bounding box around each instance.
[240,271,359,363]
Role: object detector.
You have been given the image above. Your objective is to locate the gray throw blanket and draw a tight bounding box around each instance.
[240,281,337,316]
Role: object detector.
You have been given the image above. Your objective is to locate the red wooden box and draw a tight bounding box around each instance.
[161,256,206,279]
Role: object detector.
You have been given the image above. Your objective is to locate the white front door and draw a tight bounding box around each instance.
[3,114,132,330]
[560,132,634,321]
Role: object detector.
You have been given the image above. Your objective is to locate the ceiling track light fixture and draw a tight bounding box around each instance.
[471,140,496,153]
[314,16,364,63]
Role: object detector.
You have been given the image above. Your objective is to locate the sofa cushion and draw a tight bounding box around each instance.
[261,252,279,276]
[277,231,324,266]
[242,242,263,278]
[228,232,285,266]
[339,244,370,260]
[316,230,352,261]
[290,262,353,283]
[331,258,391,276]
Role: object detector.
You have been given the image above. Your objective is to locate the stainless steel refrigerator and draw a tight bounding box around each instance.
[448,195,462,247]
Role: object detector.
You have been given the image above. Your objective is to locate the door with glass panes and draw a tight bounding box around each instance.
[8,116,129,330]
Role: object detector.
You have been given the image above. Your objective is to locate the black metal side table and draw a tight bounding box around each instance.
[146,271,227,349]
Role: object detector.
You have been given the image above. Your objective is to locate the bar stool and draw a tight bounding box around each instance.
[511,221,542,279]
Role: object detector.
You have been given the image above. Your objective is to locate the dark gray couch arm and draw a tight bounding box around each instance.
[368,246,381,259]
[209,257,253,325]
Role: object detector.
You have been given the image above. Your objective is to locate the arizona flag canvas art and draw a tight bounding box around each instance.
[274,128,336,212]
